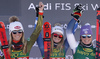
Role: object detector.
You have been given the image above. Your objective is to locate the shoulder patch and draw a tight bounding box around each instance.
[27,38,30,41]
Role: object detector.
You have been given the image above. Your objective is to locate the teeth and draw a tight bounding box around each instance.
[54,39,58,41]
[16,36,19,37]
[16,36,20,38]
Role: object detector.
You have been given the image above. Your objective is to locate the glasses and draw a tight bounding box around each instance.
[53,33,63,38]
[12,30,23,34]
[81,35,92,38]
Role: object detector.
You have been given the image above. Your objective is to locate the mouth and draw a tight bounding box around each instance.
[54,39,60,42]
[16,36,20,38]
[84,40,90,44]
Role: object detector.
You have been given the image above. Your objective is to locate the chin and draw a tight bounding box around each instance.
[55,41,59,43]
[84,43,91,45]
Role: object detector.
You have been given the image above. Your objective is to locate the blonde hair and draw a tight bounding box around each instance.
[8,16,27,54]
[51,23,64,53]
[54,23,62,27]
[8,32,27,54]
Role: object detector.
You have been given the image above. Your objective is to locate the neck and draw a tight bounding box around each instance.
[54,42,58,48]
[80,42,93,48]
[13,40,20,43]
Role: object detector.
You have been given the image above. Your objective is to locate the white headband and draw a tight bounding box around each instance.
[9,21,24,35]
[52,26,64,35]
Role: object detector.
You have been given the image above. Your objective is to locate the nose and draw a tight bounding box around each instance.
[56,36,59,38]
[16,32,20,35]
[56,36,61,39]
[84,37,89,40]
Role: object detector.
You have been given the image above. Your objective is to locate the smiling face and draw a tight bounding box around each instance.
[11,30,23,41]
[52,32,63,43]
[80,34,92,44]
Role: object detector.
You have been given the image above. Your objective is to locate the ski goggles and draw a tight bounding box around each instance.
[53,33,63,38]
[12,30,23,34]
[81,35,92,38]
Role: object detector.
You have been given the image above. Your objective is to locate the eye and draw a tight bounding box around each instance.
[53,33,58,37]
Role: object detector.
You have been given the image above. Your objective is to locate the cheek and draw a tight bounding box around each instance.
[81,39,85,42]
[20,34,23,37]
[57,38,62,42]
[12,33,15,38]
[89,38,92,42]
[52,37,57,40]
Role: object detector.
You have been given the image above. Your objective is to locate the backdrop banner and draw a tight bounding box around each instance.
[0,0,99,59]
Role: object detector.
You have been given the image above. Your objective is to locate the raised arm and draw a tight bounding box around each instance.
[66,18,79,52]
[34,6,44,57]
[27,2,44,51]
[66,4,83,53]
[64,20,78,53]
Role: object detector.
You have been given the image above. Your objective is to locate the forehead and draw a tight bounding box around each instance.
[81,34,92,36]
[53,32,62,35]
[12,29,22,31]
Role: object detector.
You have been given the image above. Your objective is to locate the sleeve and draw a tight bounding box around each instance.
[27,12,43,51]
[36,33,44,57]
[64,38,69,53]
[66,18,79,53]
[64,18,79,52]
[34,13,44,57]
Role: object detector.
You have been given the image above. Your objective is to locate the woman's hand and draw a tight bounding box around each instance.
[39,2,44,11]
